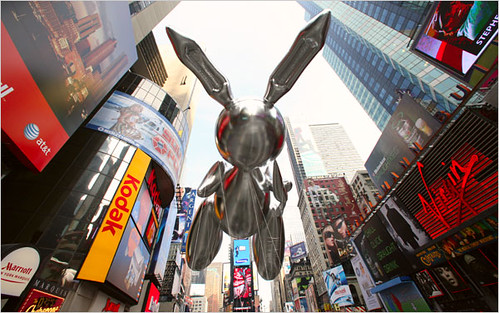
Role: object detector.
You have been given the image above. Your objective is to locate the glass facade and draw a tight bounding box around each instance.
[299,1,465,131]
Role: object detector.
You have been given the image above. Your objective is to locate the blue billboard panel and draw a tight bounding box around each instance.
[289,242,307,262]
[323,265,354,307]
[181,188,197,253]
[86,91,184,184]
[233,239,251,267]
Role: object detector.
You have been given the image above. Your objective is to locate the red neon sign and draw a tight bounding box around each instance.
[415,143,497,239]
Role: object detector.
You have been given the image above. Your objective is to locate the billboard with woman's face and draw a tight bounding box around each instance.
[413,1,498,76]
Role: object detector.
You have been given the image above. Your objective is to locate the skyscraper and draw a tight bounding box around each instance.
[298,1,465,130]
[284,118,365,190]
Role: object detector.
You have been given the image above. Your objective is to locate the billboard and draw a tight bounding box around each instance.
[413,1,498,76]
[322,265,354,307]
[77,150,150,282]
[106,220,150,302]
[180,188,197,252]
[289,242,307,262]
[375,281,431,312]
[414,269,444,299]
[233,267,253,299]
[1,245,40,297]
[378,197,431,256]
[222,263,231,293]
[150,201,177,282]
[1,2,137,171]
[365,94,442,193]
[322,217,353,266]
[353,214,411,282]
[86,91,184,185]
[143,282,160,312]
[350,245,383,311]
[233,239,251,267]
[131,183,154,238]
[17,289,65,312]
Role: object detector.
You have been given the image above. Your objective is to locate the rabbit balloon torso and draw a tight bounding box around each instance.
[166,10,331,280]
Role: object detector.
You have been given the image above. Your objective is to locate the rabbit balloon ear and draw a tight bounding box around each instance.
[166,27,234,108]
[263,10,331,107]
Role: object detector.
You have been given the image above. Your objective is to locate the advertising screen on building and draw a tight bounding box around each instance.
[375,281,431,311]
[107,220,150,302]
[353,214,411,282]
[86,91,184,185]
[1,2,137,171]
[150,201,177,282]
[143,282,160,312]
[77,150,150,283]
[378,197,431,256]
[365,94,442,193]
[233,267,253,299]
[322,265,354,307]
[413,1,498,76]
[180,188,196,252]
[322,217,353,266]
[289,242,307,262]
[131,183,154,238]
[233,239,251,267]
[414,269,444,299]
[18,289,65,312]
[350,243,383,311]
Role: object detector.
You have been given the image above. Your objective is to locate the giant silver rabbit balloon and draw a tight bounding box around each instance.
[166,10,331,280]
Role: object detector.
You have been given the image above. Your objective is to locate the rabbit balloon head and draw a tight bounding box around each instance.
[166,10,331,171]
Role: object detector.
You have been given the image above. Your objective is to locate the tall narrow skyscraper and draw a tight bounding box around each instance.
[298,1,464,130]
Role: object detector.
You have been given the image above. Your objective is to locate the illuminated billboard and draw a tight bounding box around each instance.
[77,150,150,283]
[106,220,150,302]
[354,214,411,282]
[322,265,354,307]
[1,2,137,171]
[86,91,184,185]
[365,94,442,193]
[233,267,253,300]
[233,239,251,267]
[413,1,498,76]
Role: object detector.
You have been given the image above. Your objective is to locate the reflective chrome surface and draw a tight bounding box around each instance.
[185,197,223,271]
[252,208,285,281]
[167,9,331,279]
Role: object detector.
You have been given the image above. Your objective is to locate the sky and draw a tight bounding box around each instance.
[153,1,381,310]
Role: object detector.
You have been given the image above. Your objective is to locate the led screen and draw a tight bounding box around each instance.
[413,1,498,75]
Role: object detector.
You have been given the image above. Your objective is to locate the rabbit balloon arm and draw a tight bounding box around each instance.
[166,27,234,108]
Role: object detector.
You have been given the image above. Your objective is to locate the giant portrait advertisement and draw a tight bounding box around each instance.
[413,1,498,76]
[378,196,431,256]
[1,2,137,171]
[86,91,184,184]
[365,94,442,193]
[322,265,354,307]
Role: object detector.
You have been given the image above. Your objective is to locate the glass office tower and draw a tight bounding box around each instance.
[299,1,464,130]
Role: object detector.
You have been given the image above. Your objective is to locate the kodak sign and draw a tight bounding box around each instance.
[77,149,151,282]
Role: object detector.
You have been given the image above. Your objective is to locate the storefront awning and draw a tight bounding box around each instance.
[370,276,412,293]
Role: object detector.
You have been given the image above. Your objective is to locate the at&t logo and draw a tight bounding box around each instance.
[24,123,51,156]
